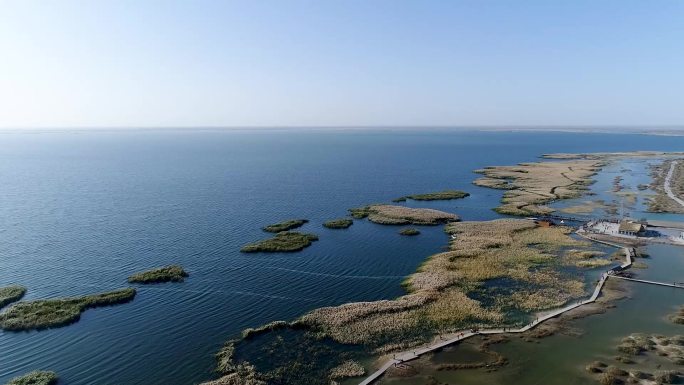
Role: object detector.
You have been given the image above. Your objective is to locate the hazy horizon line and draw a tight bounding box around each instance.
[1,125,684,131]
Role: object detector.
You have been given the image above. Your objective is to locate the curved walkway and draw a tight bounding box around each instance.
[358,243,632,385]
[665,161,684,208]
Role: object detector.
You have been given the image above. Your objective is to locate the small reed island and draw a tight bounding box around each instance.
[241,231,319,253]
[0,288,136,331]
[5,370,58,385]
[393,190,470,202]
[399,228,420,236]
[0,285,26,309]
[349,204,459,225]
[128,265,188,284]
[262,219,308,233]
[323,218,353,229]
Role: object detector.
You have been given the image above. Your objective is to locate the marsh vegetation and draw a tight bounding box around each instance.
[393,190,469,202]
[0,288,136,331]
[349,204,459,225]
[399,228,420,236]
[0,285,26,309]
[240,231,319,253]
[128,265,188,284]
[262,219,308,233]
[473,158,603,216]
[587,332,684,384]
[5,371,57,385]
[323,218,353,229]
[208,219,604,385]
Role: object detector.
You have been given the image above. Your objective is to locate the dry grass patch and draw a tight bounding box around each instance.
[349,204,459,225]
[473,159,603,216]
[329,360,365,379]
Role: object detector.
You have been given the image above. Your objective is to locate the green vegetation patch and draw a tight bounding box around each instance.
[399,228,420,236]
[5,370,58,385]
[0,285,26,309]
[262,219,308,233]
[241,232,319,253]
[394,190,470,202]
[0,288,136,331]
[323,219,353,229]
[349,206,372,219]
[128,265,188,284]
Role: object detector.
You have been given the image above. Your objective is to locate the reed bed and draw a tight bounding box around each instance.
[0,285,26,309]
[201,363,265,385]
[329,360,365,379]
[670,306,684,325]
[350,204,459,226]
[323,219,353,229]
[211,219,603,383]
[261,219,308,233]
[399,228,420,236]
[0,288,136,331]
[128,265,188,284]
[5,370,57,385]
[473,159,603,216]
[240,231,318,253]
[393,190,469,202]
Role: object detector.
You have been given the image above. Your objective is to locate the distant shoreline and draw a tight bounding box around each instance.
[0,126,683,136]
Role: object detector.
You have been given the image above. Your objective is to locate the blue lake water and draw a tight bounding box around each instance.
[1,129,684,385]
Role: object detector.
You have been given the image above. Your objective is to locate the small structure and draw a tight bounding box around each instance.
[618,219,646,236]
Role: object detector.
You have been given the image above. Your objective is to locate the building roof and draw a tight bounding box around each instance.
[619,220,645,233]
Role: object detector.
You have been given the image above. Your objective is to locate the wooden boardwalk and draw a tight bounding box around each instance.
[357,244,632,385]
[612,275,684,289]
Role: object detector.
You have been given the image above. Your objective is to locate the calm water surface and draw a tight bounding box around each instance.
[1,129,684,385]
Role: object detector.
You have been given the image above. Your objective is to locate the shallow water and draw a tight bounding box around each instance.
[2,129,684,385]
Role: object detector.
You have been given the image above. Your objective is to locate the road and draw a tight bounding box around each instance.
[664,161,684,208]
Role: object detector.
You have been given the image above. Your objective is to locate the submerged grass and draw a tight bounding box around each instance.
[128,265,188,284]
[262,219,308,233]
[323,218,353,229]
[0,285,27,309]
[5,370,57,385]
[0,288,136,331]
[240,231,319,253]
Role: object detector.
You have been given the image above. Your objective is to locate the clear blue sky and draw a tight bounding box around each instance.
[1,0,683,128]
